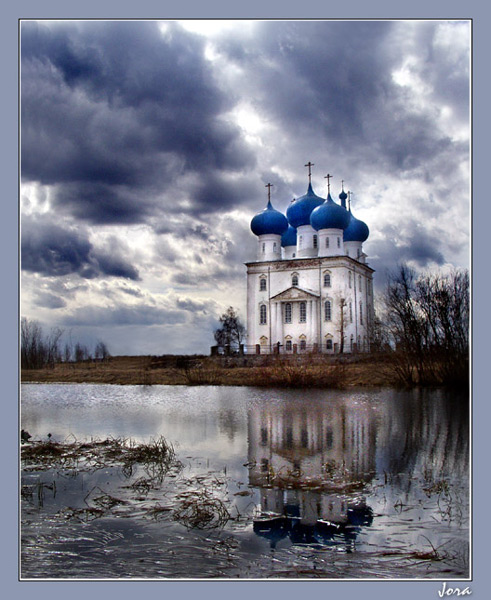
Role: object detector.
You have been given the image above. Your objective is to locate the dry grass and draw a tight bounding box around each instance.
[21,354,400,388]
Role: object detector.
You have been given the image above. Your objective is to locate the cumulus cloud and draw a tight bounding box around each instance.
[20,19,470,354]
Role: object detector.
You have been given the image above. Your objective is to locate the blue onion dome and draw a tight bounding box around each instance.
[286,183,324,228]
[281,225,297,247]
[344,210,369,242]
[310,193,351,231]
[250,200,289,236]
[339,189,348,209]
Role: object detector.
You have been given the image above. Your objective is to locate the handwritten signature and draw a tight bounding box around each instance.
[438,582,472,597]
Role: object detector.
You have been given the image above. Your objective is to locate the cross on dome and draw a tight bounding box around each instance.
[324,173,333,194]
[304,161,315,183]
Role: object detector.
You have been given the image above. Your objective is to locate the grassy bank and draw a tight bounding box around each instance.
[21,353,401,388]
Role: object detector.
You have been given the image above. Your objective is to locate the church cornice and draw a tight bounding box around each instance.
[270,286,320,302]
[245,256,375,273]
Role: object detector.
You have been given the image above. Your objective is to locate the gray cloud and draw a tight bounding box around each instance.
[21,215,140,280]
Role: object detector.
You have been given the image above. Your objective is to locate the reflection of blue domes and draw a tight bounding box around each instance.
[344,211,369,242]
[281,225,297,247]
[286,183,324,228]
[251,200,288,236]
[310,193,351,231]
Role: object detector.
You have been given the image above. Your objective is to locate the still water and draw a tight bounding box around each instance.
[21,384,470,580]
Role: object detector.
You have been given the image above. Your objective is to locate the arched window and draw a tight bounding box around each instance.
[299,302,306,322]
[284,303,292,323]
[357,248,361,258]
[349,271,352,288]
[360,301,363,325]
[324,300,332,322]
[326,338,333,350]
[259,277,267,291]
[300,339,307,351]
[273,242,277,251]
[324,273,331,287]
[325,237,330,248]
[292,274,299,287]
[299,235,303,248]
[337,237,341,248]
[349,301,353,323]
[285,339,292,352]
[260,304,267,325]
[262,243,266,253]
[313,234,318,248]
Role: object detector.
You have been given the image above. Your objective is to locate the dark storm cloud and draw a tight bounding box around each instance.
[21,216,140,280]
[21,20,256,225]
[63,304,186,327]
[33,291,67,309]
[217,20,468,174]
[369,220,445,284]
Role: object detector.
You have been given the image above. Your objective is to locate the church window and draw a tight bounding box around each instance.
[360,301,363,325]
[357,248,361,258]
[359,275,362,291]
[262,242,266,253]
[337,237,341,248]
[260,427,268,445]
[324,273,331,287]
[273,242,277,251]
[300,339,307,351]
[324,300,332,321]
[259,278,266,291]
[326,338,333,350]
[285,303,292,323]
[285,339,292,352]
[325,237,330,248]
[313,234,318,248]
[299,302,306,322]
[299,235,303,247]
[260,304,267,325]
[349,272,352,288]
[292,274,299,286]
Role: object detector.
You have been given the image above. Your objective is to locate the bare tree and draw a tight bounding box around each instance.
[214,307,245,351]
[383,265,469,385]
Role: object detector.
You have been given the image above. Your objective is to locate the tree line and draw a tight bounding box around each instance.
[21,317,110,370]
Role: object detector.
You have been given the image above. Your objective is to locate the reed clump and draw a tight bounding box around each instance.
[173,489,231,530]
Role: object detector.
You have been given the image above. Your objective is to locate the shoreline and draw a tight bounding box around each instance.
[20,354,413,388]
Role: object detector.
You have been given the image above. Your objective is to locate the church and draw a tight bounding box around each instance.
[246,164,374,354]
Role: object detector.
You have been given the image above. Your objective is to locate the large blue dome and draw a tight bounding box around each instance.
[286,183,324,228]
[281,225,297,247]
[310,193,351,231]
[344,211,369,242]
[251,200,288,236]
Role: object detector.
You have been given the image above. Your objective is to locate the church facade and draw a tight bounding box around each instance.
[246,168,374,354]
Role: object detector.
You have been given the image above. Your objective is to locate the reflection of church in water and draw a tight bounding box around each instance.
[247,399,375,549]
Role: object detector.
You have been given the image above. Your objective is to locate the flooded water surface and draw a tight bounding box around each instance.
[21,384,469,579]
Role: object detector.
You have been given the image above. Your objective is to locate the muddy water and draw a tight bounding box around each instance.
[21,384,469,579]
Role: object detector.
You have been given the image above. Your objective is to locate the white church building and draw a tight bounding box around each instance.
[246,166,374,354]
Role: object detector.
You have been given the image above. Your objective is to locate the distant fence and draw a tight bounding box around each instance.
[210,342,365,356]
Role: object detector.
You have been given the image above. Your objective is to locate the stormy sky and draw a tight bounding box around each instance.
[20,19,470,356]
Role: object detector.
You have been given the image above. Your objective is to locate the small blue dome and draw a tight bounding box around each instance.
[281,225,297,247]
[310,193,351,231]
[251,200,288,236]
[286,183,324,228]
[339,189,348,209]
[344,211,369,242]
